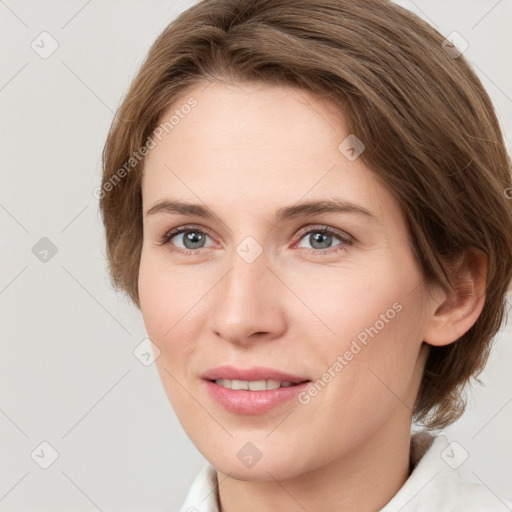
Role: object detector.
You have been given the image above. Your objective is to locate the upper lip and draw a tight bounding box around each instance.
[201,365,310,383]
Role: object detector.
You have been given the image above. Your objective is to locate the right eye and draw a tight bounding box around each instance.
[157,225,216,255]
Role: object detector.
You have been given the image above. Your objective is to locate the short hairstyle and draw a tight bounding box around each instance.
[99,0,512,429]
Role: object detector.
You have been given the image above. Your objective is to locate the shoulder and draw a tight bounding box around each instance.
[451,477,512,511]
[380,433,511,511]
[177,464,219,512]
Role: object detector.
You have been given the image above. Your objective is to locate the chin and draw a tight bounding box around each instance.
[213,458,298,482]
[202,439,317,483]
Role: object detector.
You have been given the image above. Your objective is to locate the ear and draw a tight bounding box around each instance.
[423,248,487,347]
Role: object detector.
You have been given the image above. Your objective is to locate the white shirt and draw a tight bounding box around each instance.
[178,434,512,511]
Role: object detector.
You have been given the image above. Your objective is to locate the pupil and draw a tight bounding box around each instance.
[184,231,205,249]
[311,232,331,249]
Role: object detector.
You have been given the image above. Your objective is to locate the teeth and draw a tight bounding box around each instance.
[266,379,280,390]
[249,380,267,391]
[214,379,296,390]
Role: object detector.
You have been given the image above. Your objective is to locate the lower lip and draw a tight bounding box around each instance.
[204,380,311,414]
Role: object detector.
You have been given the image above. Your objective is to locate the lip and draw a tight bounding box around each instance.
[201,365,311,415]
[200,365,309,383]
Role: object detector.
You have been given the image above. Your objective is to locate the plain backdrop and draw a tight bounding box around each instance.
[1,1,511,511]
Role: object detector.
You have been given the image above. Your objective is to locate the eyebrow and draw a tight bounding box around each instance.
[145,199,378,224]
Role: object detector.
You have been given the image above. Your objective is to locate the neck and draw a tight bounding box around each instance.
[217,416,413,512]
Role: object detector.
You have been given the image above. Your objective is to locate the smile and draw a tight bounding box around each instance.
[213,379,298,390]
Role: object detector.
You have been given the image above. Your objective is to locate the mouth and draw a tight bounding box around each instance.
[211,378,308,390]
[201,365,309,383]
[201,366,312,414]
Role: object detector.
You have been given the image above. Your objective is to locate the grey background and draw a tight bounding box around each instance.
[0,1,511,510]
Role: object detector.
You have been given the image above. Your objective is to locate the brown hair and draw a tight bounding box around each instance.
[100,0,512,429]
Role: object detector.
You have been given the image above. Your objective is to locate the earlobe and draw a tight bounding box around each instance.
[423,248,487,347]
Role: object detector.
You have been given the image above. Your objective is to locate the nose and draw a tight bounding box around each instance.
[208,249,287,346]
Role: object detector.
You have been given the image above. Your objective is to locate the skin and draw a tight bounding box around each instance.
[138,81,487,512]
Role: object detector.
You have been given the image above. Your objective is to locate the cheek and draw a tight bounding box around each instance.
[138,251,213,369]
[138,252,183,360]
[139,247,187,333]
[138,258,205,422]
[302,256,425,407]
[287,257,411,349]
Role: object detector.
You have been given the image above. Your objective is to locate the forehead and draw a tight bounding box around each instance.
[142,81,402,228]
[151,81,348,160]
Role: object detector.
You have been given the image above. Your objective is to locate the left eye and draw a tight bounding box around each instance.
[296,228,351,252]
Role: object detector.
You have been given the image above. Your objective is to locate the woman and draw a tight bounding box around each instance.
[99,0,512,510]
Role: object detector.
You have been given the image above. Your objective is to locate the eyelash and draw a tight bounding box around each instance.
[156,224,353,257]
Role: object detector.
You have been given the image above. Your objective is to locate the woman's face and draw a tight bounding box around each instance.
[138,81,435,480]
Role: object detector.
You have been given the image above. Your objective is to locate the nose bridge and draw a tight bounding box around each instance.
[209,241,285,343]
[219,244,271,318]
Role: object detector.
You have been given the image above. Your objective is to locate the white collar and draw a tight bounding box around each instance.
[178,434,511,511]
